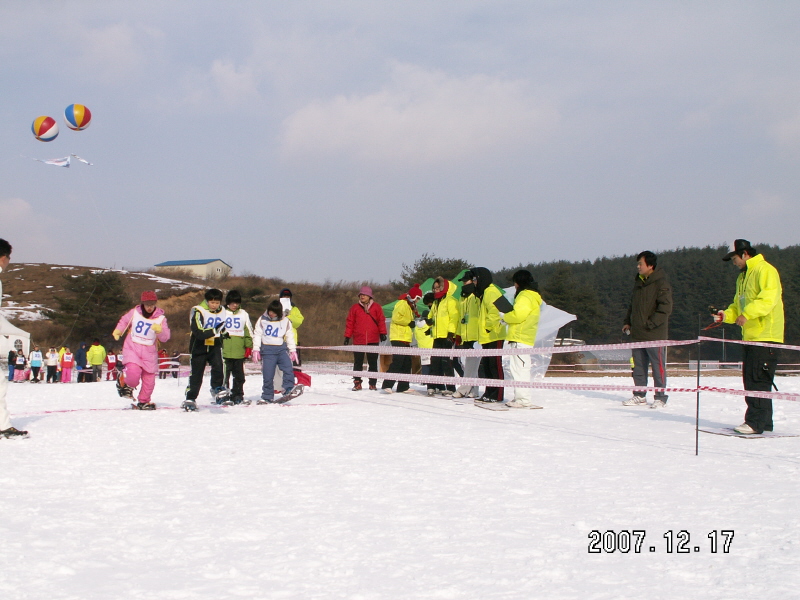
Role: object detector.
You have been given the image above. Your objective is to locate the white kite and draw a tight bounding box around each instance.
[22,153,93,168]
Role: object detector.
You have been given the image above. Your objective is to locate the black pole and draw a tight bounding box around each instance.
[696,314,702,456]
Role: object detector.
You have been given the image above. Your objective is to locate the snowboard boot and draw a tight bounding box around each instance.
[116,373,135,399]
[0,427,29,439]
[132,402,156,410]
[181,399,198,412]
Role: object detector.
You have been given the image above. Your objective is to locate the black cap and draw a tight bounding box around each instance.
[722,239,753,261]
[458,270,475,282]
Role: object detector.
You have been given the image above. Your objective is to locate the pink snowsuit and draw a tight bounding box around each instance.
[115,305,171,402]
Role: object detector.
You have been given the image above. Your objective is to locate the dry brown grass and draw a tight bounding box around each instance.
[2,264,397,361]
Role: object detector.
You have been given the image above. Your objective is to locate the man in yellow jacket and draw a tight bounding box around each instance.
[473,267,507,403]
[427,277,460,396]
[503,270,543,408]
[454,270,482,399]
[381,284,422,394]
[714,239,784,434]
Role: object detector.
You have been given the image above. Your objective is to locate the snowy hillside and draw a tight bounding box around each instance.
[1,371,799,599]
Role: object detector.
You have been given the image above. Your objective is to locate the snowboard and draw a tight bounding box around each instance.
[256,384,305,405]
[699,427,798,439]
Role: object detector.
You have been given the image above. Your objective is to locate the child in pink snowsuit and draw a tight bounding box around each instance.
[113,291,171,409]
[60,349,74,382]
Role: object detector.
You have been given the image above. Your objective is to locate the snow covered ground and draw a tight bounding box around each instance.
[2,369,800,599]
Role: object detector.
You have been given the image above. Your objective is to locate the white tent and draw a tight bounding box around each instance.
[502,287,576,380]
[0,315,31,360]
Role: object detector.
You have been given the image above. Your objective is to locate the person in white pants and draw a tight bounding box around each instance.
[0,239,28,438]
[502,270,543,408]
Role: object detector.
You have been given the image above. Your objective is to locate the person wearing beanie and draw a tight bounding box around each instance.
[473,267,507,404]
[112,290,172,409]
[502,269,543,409]
[279,288,305,366]
[184,288,226,411]
[381,284,422,394]
[344,285,387,391]
[426,276,460,397]
[453,270,481,399]
[252,299,299,403]
[221,289,254,405]
[713,239,784,434]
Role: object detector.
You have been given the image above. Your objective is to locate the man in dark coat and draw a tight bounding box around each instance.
[622,251,673,408]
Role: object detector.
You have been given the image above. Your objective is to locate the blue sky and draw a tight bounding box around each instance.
[2,2,799,281]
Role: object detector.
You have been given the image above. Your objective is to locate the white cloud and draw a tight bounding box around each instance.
[165,59,262,111]
[280,63,559,164]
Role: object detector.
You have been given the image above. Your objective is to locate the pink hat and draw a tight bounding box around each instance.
[359,286,373,298]
[141,290,158,302]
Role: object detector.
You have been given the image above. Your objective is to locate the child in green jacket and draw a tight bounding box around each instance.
[221,290,254,405]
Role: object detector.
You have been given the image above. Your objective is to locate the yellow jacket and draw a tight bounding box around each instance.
[287,306,304,344]
[457,294,481,342]
[722,253,784,342]
[429,281,459,339]
[389,299,415,343]
[86,344,107,366]
[503,289,543,345]
[415,320,434,349]
[478,284,507,345]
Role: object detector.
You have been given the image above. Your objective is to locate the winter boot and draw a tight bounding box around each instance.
[181,399,198,412]
[116,373,135,399]
[352,381,362,391]
[0,427,29,439]
[132,402,156,410]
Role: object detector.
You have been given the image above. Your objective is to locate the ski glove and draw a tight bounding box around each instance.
[289,351,298,363]
[713,310,725,324]
[112,329,122,341]
[454,335,462,346]
[252,350,261,362]
[409,320,416,329]
[380,334,387,342]
[343,337,351,346]
[152,323,162,334]
[244,348,252,359]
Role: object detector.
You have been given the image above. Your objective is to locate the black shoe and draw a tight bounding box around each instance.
[1,427,29,439]
[132,402,156,410]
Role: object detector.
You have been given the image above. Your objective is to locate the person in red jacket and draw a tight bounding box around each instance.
[344,286,387,391]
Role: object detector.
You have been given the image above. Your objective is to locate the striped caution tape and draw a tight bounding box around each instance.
[302,367,800,403]
[300,338,698,357]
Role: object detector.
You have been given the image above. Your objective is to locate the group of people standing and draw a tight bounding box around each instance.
[346,268,544,409]
[8,343,124,384]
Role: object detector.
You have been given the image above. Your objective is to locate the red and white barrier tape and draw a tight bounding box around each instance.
[300,338,697,357]
[303,367,800,403]
[697,336,799,352]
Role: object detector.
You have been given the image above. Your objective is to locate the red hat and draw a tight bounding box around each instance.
[141,290,158,302]
[407,284,423,301]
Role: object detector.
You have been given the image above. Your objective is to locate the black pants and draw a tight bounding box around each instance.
[224,357,246,399]
[480,340,504,401]
[46,365,58,383]
[743,344,778,433]
[31,366,41,382]
[186,347,223,400]
[382,341,411,392]
[429,338,455,392]
[353,344,379,386]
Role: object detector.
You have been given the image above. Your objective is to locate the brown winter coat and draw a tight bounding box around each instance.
[624,266,672,342]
